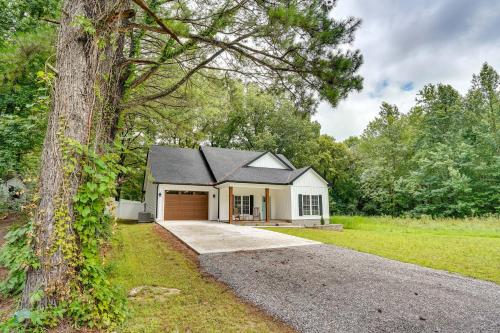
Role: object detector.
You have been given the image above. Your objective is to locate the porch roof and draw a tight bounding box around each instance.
[218,165,309,185]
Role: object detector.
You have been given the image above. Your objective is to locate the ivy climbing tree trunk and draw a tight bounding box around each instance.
[21,0,128,308]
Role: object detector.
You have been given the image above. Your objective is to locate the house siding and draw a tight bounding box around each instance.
[291,169,329,224]
[270,187,292,220]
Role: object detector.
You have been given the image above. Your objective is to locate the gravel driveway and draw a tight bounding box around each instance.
[200,244,500,333]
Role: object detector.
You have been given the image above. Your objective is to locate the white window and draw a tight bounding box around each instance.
[311,195,319,215]
[234,195,251,215]
[303,195,311,215]
[301,194,321,216]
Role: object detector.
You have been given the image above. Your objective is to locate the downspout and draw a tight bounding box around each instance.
[217,187,220,221]
[155,184,159,220]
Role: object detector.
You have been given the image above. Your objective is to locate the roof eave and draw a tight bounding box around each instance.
[153,181,216,186]
[215,179,291,186]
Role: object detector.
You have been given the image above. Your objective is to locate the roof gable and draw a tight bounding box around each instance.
[291,168,328,186]
[246,152,290,169]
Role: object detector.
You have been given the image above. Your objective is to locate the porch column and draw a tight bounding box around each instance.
[265,188,270,223]
[229,186,233,224]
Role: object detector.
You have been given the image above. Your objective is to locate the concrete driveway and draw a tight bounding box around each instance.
[157,221,319,254]
[201,244,500,333]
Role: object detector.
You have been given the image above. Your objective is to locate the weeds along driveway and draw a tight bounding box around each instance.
[200,244,500,333]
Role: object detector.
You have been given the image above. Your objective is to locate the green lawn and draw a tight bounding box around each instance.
[109,221,292,333]
[267,216,500,284]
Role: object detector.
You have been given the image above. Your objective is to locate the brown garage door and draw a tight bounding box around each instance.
[164,192,209,220]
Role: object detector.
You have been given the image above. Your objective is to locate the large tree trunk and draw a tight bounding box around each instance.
[21,0,128,308]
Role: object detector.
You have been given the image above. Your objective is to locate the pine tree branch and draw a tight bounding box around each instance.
[131,0,182,44]
[122,49,225,109]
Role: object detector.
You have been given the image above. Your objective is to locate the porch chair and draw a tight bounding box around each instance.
[233,207,240,221]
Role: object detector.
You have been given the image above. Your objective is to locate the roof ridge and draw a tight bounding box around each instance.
[152,145,198,151]
[201,145,265,154]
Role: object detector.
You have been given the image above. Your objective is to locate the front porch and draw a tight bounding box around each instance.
[216,182,292,224]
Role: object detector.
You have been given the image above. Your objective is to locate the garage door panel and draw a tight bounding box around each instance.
[164,193,208,220]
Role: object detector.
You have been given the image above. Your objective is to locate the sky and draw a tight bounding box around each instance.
[313,0,500,141]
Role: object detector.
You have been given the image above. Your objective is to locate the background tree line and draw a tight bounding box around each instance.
[117,63,500,218]
[346,64,499,217]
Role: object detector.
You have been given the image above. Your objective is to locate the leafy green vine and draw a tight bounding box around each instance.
[64,139,127,328]
[0,139,128,330]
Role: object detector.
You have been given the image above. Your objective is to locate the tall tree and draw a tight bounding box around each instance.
[351,66,499,217]
[22,0,131,308]
[357,102,410,215]
[462,64,500,214]
[398,84,472,216]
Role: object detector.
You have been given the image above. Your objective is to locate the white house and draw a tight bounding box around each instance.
[143,146,329,226]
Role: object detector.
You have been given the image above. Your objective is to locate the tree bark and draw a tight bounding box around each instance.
[22,0,128,308]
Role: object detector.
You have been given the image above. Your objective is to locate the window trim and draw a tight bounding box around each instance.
[234,195,251,215]
[300,194,321,216]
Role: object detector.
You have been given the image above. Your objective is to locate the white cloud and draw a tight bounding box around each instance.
[314,0,500,140]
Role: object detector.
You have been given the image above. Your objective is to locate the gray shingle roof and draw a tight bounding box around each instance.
[200,146,262,182]
[147,146,215,185]
[227,166,309,185]
[147,145,310,185]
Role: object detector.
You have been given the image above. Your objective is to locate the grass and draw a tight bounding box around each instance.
[108,221,292,333]
[267,215,500,284]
